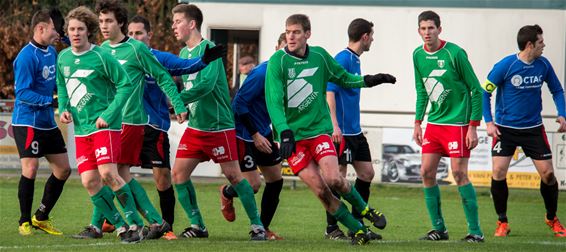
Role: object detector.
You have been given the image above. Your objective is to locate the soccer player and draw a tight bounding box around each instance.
[127,15,226,240]
[483,24,566,237]
[218,33,287,241]
[265,14,395,245]
[13,9,70,236]
[324,18,382,241]
[57,6,141,243]
[412,10,484,242]
[170,3,266,240]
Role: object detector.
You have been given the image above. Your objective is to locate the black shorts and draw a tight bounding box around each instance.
[13,126,67,158]
[140,125,170,169]
[492,125,551,160]
[237,134,282,172]
[334,133,372,165]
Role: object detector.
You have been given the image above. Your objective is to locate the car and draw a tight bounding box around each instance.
[381,144,449,183]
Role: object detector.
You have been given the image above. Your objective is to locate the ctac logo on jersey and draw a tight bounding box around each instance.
[287,67,319,112]
[65,69,94,112]
[42,65,56,80]
[510,74,543,89]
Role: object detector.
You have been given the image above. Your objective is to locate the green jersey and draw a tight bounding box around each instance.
[179,39,234,131]
[413,42,482,126]
[100,37,187,125]
[265,46,365,141]
[56,45,133,136]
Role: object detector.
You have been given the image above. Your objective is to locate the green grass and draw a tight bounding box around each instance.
[1,174,565,251]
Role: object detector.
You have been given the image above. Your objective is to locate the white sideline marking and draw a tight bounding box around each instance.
[0,242,115,250]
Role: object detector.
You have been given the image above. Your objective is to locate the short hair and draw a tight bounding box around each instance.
[129,15,151,32]
[238,55,255,66]
[95,0,128,35]
[348,18,373,42]
[517,24,543,51]
[66,6,99,42]
[286,14,310,32]
[172,4,203,32]
[418,10,441,28]
[277,32,286,45]
[31,9,52,30]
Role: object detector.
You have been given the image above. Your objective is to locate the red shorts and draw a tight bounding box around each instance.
[287,134,337,174]
[118,124,144,166]
[75,130,121,174]
[422,124,470,158]
[176,128,238,163]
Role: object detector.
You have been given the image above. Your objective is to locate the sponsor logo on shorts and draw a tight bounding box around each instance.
[77,155,88,166]
[289,151,305,166]
[212,146,225,156]
[95,147,108,158]
[178,144,188,150]
[448,141,460,154]
[422,138,430,146]
[315,141,332,155]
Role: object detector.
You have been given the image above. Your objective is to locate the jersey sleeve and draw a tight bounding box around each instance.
[542,58,566,117]
[321,49,364,89]
[137,45,187,115]
[152,49,207,77]
[99,55,134,125]
[56,58,69,113]
[179,57,220,104]
[413,52,428,123]
[482,60,508,123]
[455,49,483,125]
[14,55,53,107]
[326,52,350,93]
[265,54,290,134]
[233,66,265,135]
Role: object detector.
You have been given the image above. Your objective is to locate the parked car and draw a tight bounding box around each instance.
[381,144,449,183]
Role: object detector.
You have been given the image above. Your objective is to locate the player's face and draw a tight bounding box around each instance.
[361,30,374,52]
[39,19,60,45]
[99,12,123,40]
[67,19,90,52]
[172,13,192,42]
[128,22,151,46]
[285,24,310,55]
[418,20,441,46]
[531,34,545,58]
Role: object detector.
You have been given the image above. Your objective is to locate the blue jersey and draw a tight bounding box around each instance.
[326,48,362,135]
[12,42,58,129]
[144,48,207,131]
[482,54,565,128]
[232,61,272,141]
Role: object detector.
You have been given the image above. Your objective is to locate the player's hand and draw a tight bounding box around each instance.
[252,133,272,154]
[177,112,188,124]
[280,129,296,159]
[95,117,108,129]
[466,126,479,150]
[364,73,396,87]
[413,124,423,146]
[202,44,227,64]
[556,116,566,133]
[486,122,501,139]
[332,125,342,144]
[60,111,73,124]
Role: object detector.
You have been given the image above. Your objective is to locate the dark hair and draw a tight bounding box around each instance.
[95,0,128,35]
[517,24,543,51]
[286,14,310,32]
[348,18,373,42]
[172,4,203,32]
[277,32,286,45]
[418,10,440,28]
[31,9,52,30]
[129,15,151,32]
[66,6,99,42]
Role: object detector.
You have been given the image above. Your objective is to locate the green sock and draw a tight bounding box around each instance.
[340,184,368,215]
[114,183,145,227]
[424,185,446,231]
[332,202,366,234]
[232,179,263,226]
[91,186,125,229]
[174,180,205,229]
[458,183,483,236]
[128,178,163,224]
[91,206,105,229]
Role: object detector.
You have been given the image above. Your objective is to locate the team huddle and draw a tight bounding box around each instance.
[11,0,565,246]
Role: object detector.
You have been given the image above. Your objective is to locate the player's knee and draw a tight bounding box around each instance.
[541,171,556,184]
[55,167,71,180]
[451,170,468,184]
[81,176,101,190]
[420,168,435,180]
[250,182,261,194]
[357,169,374,182]
[318,187,335,207]
[224,173,241,185]
[491,167,507,180]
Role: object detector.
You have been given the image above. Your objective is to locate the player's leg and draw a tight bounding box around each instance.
[419,153,450,240]
[325,139,348,239]
[491,156,512,236]
[153,168,176,239]
[258,163,284,240]
[172,157,207,238]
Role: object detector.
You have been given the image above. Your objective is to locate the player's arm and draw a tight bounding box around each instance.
[321,49,365,88]
[152,44,226,77]
[413,55,428,146]
[98,55,134,126]
[14,55,53,107]
[55,59,71,123]
[179,55,219,104]
[456,49,482,126]
[233,67,264,136]
[326,88,342,144]
[481,61,506,138]
[138,45,187,115]
[265,56,290,135]
[543,58,566,132]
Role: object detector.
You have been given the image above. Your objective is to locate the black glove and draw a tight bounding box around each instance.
[202,44,227,64]
[279,130,296,159]
[364,73,397,87]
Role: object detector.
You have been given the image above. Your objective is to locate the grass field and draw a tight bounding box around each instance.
[1,172,565,251]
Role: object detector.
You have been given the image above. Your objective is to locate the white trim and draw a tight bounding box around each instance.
[495,122,543,130]
[10,124,58,131]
